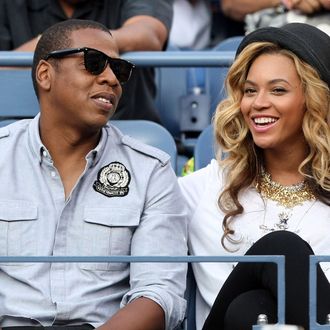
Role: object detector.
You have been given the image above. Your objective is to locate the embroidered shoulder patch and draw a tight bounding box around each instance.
[93,162,131,197]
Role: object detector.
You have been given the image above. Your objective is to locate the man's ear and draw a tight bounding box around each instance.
[36,59,52,92]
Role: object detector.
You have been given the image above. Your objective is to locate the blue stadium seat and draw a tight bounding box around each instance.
[155,44,212,154]
[155,44,187,140]
[155,38,242,156]
[208,36,243,114]
[194,124,215,170]
[111,120,177,171]
[0,69,39,120]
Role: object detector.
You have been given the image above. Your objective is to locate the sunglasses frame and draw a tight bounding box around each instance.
[44,47,135,84]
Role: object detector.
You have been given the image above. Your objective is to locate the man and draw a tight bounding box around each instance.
[0,19,187,330]
[0,0,174,122]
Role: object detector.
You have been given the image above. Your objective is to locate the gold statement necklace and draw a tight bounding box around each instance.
[258,170,315,208]
[258,170,316,232]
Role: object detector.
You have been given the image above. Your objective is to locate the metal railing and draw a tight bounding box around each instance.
[0,254,286,329]
[0,50,235,67]
[309,256,330,329]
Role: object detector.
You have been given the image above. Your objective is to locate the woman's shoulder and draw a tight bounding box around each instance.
[179,159,222,186]
[178,159,224,206]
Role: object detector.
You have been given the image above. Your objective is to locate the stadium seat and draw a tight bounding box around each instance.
[155,37,242,157]
[155,46,212,154]
[0,69,39,121]
[208,36,243,115]
[194,124,215,170]
[111,120,178,171]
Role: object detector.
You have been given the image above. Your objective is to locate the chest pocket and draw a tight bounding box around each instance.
[80,207,140,271]
[0,200,38,266]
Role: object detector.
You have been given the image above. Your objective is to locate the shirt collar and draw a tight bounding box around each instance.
[28,114,46,163]
[85,124,109,167]
[28,113,109,166]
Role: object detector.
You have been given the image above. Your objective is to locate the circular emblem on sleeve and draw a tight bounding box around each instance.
[93,162,131,197]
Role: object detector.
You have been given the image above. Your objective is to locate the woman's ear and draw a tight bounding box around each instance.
[36,59,52,93]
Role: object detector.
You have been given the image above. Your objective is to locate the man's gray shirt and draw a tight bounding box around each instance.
[0,116,187,329]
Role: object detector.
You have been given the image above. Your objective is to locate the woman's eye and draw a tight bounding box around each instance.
[272,87,286,94]
[243,87,256,95]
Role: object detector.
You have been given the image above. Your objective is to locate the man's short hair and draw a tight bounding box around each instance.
[32,19,111,97]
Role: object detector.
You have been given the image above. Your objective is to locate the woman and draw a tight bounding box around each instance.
[179,23,330,330]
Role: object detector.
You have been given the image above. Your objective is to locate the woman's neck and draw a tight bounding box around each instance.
[262,144,309,185]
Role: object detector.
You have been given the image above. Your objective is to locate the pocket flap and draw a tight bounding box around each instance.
[0,200,38,221]
[84,207,140,227]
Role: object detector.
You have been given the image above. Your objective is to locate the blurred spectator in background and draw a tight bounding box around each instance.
[169,0,244,50]
[210,0,245,46]
[221,0,330,35]
[169,0,212,50]
[0,0,174,123]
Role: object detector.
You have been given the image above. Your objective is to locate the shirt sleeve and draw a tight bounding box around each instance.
[121,160,188,330]
[121,0,174,31]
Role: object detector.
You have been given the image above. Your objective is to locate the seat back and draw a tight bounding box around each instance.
[208,36,243,114]
[155,44,213,153]
[155,39,242,153]
[194,124,215,170]
[111,120,177,171]
[155,50,189,140]
[0,69,39,122]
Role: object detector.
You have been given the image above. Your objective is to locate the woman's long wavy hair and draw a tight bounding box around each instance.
[214,41,330,251]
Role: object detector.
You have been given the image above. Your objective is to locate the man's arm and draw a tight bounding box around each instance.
[221,0,282,21]
[110,15,168,52]
[221,0,326,21]
[100,158,187,330]
[13,15,168,53]
[97,297,165,330]
[319,0,330,9]
[14,35,40,51]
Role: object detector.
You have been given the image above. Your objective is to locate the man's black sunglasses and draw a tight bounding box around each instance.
[44,47,135,84]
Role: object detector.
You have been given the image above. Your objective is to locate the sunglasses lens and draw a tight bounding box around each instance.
[84,49,133,84]
[84,50,107,75]
[109,59,133,84]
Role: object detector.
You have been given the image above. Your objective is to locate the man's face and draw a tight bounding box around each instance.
[44,28,123,132]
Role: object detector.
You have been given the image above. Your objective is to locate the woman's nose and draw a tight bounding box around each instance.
[252,91,271,110]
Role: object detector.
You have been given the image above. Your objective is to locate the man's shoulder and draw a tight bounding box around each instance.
[106,124,171,166]
[0,125,10,140]
[0,120,30,142]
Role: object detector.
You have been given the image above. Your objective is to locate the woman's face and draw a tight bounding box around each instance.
[240,53,306,152]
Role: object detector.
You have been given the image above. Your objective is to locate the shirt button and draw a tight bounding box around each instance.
[43,150,48,157]
[51,171,56,178]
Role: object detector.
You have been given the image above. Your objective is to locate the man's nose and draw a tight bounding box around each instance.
[96,64,119,86]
